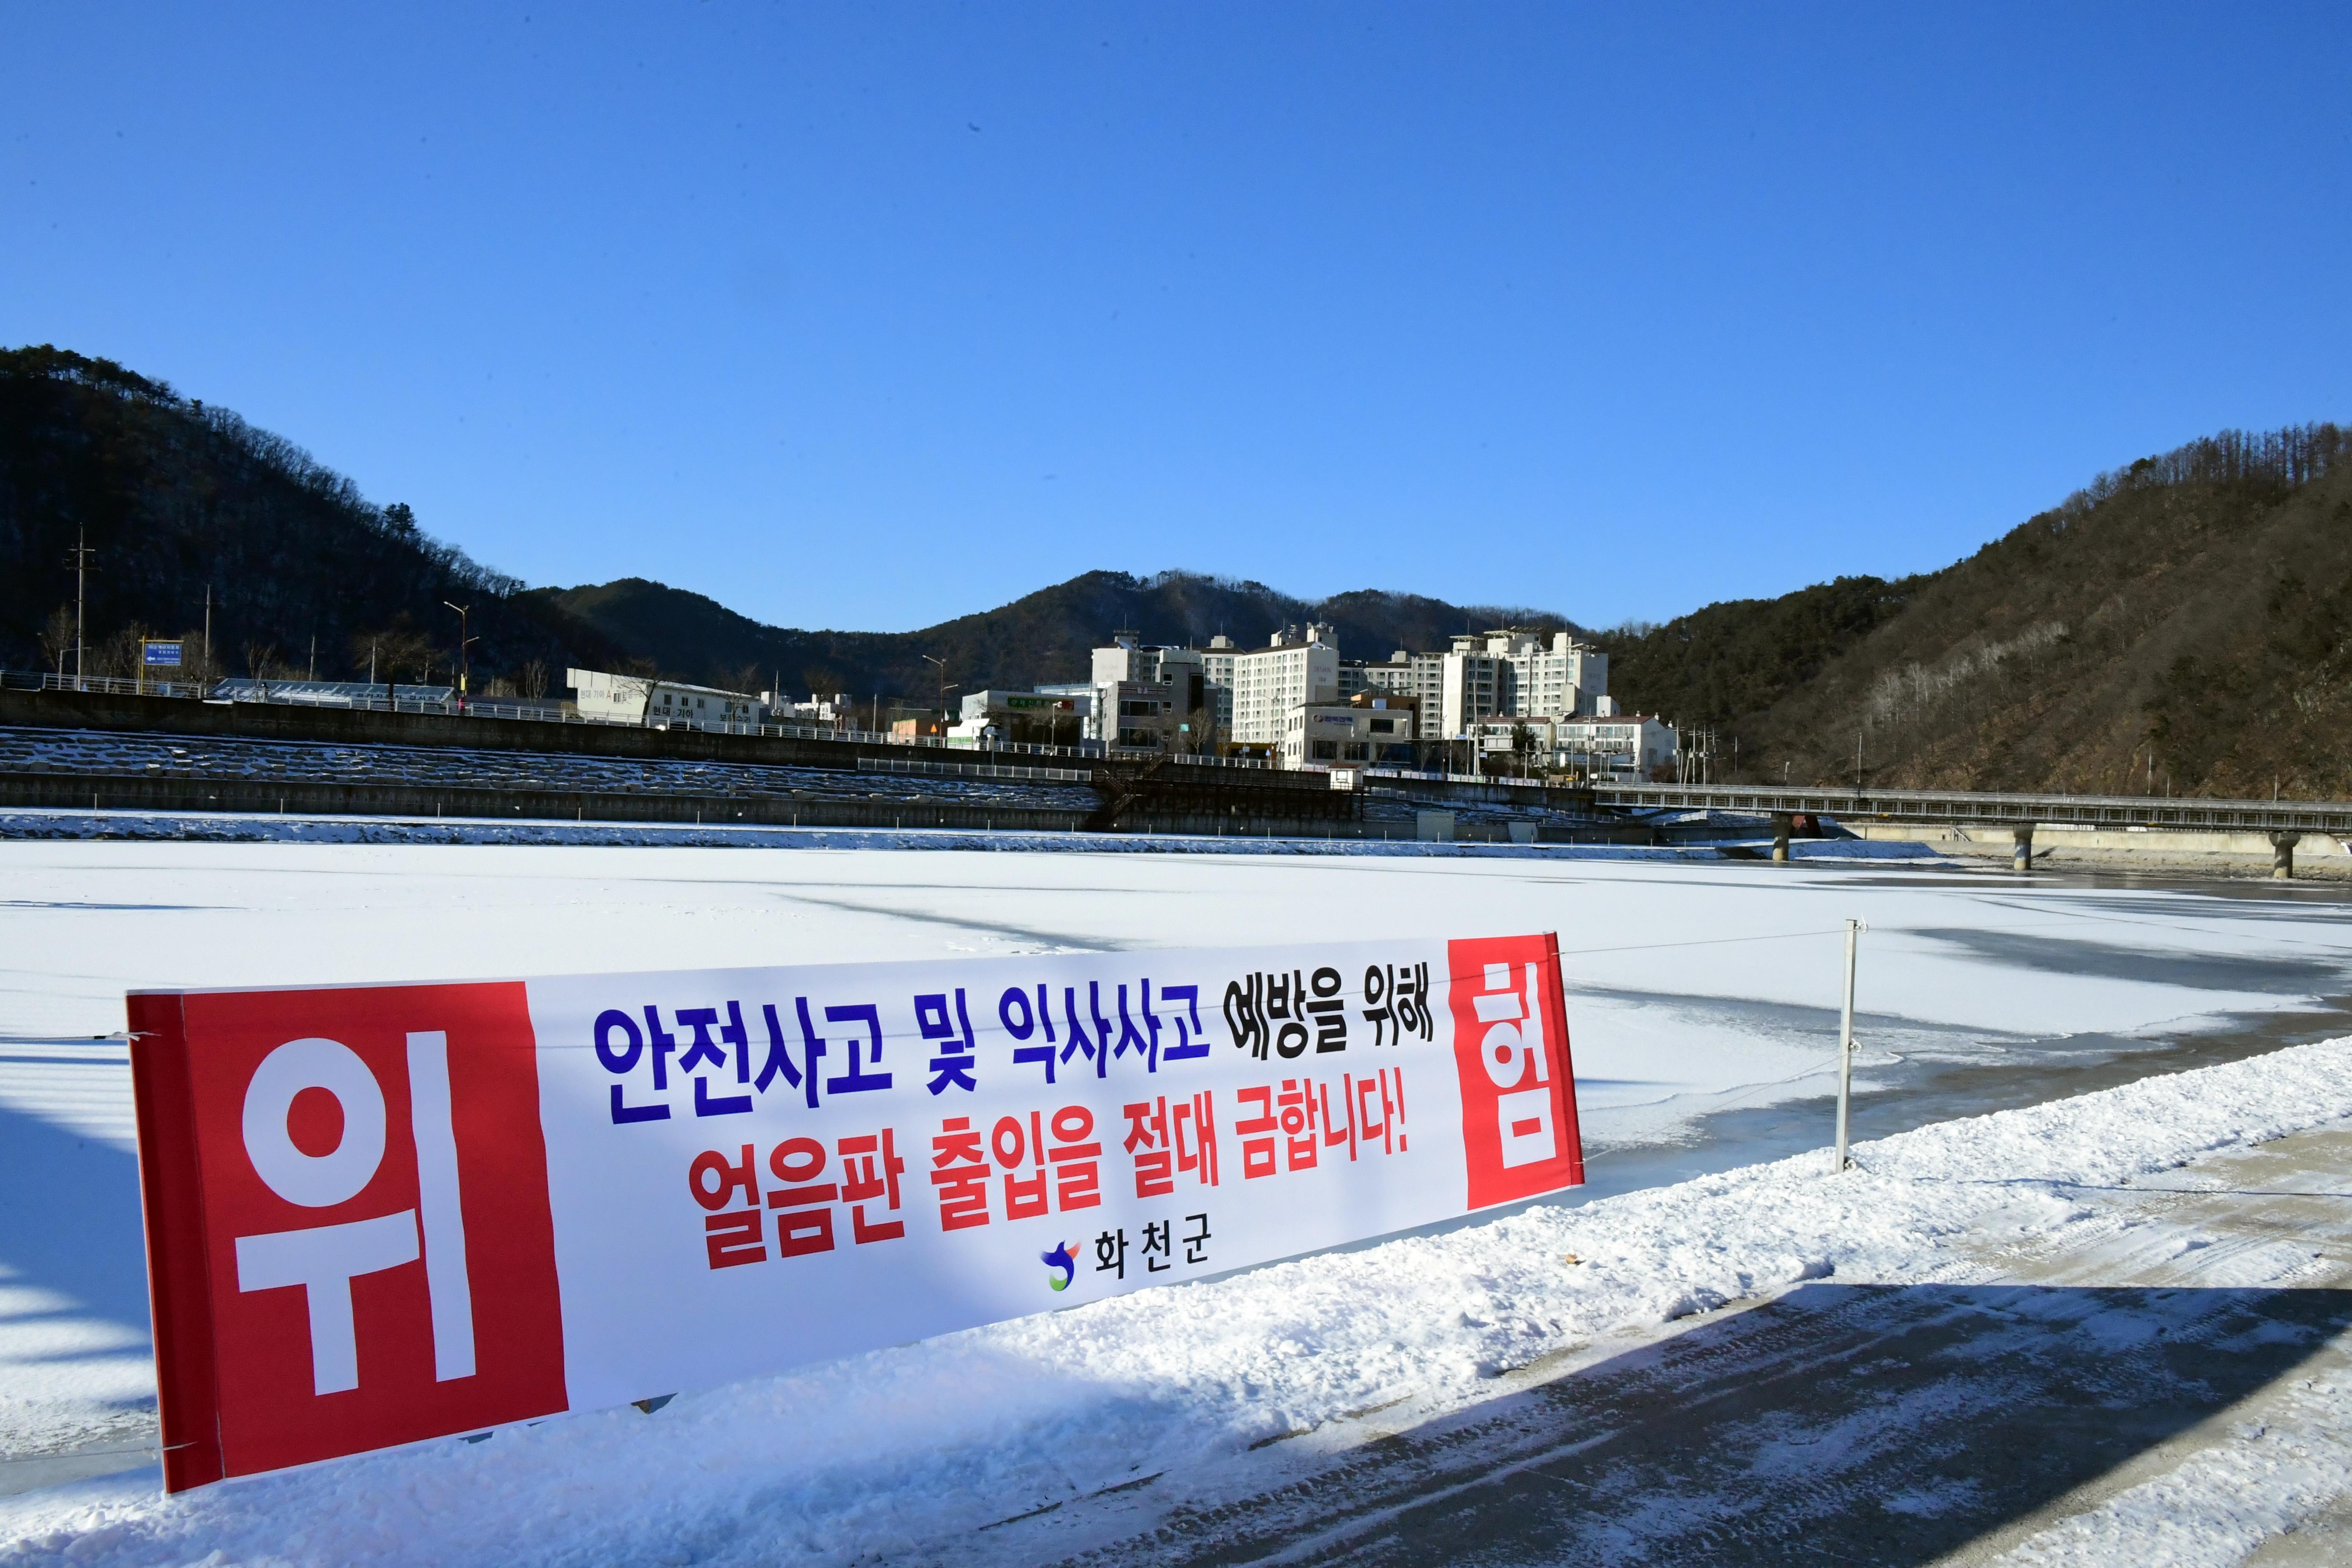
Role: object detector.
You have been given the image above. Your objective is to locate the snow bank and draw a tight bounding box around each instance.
[0,806,1949,862]
[8,1037,2352,1567]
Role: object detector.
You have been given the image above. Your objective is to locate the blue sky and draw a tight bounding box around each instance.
[5,3,2348,634]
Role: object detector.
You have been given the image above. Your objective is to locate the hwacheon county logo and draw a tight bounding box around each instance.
[1042,1241,1077,1291]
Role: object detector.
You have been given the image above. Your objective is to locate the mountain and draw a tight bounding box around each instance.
[0,346,623,694]
[533,573,1577,702]
[12,342,2348,797]
[1604,423,2352,797]
[1,344,1573,705]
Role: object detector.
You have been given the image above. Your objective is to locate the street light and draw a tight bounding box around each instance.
[443,602,474,712]
[920,654,954,736]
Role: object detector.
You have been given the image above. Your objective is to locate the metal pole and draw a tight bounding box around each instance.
[72,524,90,684]
[1834,917,1865,1173]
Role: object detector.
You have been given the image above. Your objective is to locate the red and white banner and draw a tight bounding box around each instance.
[127,934,1581,1490]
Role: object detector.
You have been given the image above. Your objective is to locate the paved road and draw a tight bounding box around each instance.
[988,1129,2352,1568]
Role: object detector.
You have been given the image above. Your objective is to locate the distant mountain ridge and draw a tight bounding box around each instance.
[534,572,1579,702]
[10,343,2350,797]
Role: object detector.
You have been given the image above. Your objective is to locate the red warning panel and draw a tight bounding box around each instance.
[1446,934,1584,1209]
[134,982,567,1487]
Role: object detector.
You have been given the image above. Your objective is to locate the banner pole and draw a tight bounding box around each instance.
[1834,917,1863,1173]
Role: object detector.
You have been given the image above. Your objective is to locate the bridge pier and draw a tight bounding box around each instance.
[2012,825,2034,872]
[1771,812,1792,862]
[2271,830,2301,879]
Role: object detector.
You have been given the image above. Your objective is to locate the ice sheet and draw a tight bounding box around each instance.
[0,842,2348,1563]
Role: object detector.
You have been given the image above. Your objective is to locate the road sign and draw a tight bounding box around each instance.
[144,641,184,667]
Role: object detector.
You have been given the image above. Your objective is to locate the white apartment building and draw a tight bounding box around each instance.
[1491,629,1607,719]
[1200,635,1239,736]
[1439,642,1507,738]
[1230,624,1339,747]
[1419,630,1610,739]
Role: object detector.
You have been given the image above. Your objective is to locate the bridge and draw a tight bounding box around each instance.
[1587,781,2352,875]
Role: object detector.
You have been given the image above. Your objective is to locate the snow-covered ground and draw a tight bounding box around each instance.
[3,842,2350,1563]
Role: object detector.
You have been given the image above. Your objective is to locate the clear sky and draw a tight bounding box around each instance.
[5,3,2348,634]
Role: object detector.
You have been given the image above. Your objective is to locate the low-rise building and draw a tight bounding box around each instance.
[951,689,1090,749]
[763,691,850,726]
[1279,694,1421,772]
[568,668,762,728]
[1548,713,1678,781]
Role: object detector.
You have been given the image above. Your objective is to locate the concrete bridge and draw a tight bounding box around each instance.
[1588,781,2352,876]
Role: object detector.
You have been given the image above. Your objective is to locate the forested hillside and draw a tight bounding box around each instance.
[2,345,1569,703]
[8,343,2347,797]
[536,573,1572,700]
[0,346,622,693]
[1606,424,2352,797]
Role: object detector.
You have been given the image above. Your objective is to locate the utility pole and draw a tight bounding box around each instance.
[202,585,212,691]
[68,525,95,683]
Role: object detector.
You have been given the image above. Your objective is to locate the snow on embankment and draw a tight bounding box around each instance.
[0,806,1943,863]
[9,1039,2346,1568]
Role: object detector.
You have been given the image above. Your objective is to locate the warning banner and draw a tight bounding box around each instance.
[128,934,1581,1490]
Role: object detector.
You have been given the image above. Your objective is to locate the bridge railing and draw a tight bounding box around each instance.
[1584,780,2352,833]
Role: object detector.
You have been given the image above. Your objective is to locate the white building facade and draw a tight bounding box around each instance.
[1230,624,1339,749]
[1548,714,1678,781]
[1089,634,1209,754]
[1279,697,1420,771]
[568,668,762,728]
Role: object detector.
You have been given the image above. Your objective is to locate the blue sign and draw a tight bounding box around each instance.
[143,641,183,667]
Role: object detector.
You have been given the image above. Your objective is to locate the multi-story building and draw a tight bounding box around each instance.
[1230,624,1339,749]
[1089,633,1210,755]
[1418,630,1611,740]
[1200,635,1239,739]
[1489,629,1607,719]
[1439,639,1507,739]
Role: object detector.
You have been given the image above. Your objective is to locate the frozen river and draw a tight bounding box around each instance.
[3,842,2349,1477]
[6,838,2352,1563]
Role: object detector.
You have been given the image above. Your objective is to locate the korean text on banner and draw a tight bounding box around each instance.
[126,934,1581,1491]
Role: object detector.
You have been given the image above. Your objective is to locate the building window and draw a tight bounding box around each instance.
[1311,740,1339,760]
[1342,742,1368,761]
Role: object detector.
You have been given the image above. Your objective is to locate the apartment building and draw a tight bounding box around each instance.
[1229,624,1339,748]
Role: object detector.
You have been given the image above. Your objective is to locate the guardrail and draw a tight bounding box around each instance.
[0,671,1273,770]
[856,756,1094,786]
[1587,781,2352,833]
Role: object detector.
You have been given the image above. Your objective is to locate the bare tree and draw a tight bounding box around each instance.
[37,606,74,675]
[244,641,292,681]
[94,622,158,678]
[518,659,550,700]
